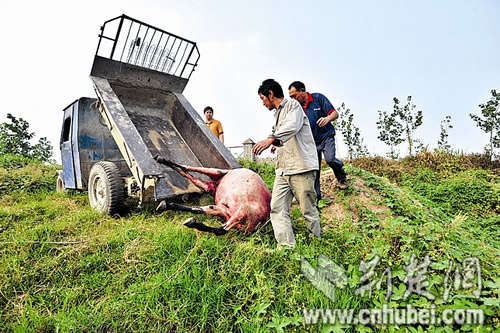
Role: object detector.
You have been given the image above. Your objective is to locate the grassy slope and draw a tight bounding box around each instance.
[0,160,498,332]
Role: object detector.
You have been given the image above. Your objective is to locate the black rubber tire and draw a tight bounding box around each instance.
[88,161,124,215]
[56,175,65,193]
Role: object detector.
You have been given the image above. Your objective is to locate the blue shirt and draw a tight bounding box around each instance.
[303,92,336,144]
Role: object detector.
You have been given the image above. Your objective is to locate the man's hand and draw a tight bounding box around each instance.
[317,110,338,127]
[316,117,330,127]
[252,138,275,155]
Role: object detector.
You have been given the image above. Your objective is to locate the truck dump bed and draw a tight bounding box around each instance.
[91,15,239,201]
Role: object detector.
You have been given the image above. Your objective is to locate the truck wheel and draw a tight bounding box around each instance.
[56,175,65,193]
[88,161,124,214]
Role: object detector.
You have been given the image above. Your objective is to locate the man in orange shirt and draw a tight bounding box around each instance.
[204,106,224,143]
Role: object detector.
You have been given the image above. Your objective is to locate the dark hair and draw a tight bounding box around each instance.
[258,79,284,98]
[204,106,213,114]
[288,81,306,92]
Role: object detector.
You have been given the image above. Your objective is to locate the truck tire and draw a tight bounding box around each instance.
[88,161,124,215]
[56,175,65,193]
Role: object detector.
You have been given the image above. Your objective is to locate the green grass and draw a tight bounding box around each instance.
[0,158,498,331]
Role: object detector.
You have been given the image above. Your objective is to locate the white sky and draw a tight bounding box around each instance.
[1,0,499,162]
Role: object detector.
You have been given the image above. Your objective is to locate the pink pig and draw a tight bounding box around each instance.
[155,157,271,235]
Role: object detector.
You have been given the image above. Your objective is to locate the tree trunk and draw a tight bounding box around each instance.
[490,130,494,161]
[407,125,413,156]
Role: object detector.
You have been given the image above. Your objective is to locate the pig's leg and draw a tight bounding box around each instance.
[222,207,246,231]
[155,157,229,181]
[156,201,229,236]
[157,201,204,214]
[183,218,227,236]
[155,157,218,194]
[174,167,217,194]
[175,165,229,181]
[156,201,229,219]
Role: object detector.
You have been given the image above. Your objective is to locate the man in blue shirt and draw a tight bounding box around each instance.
[288,81,347,199]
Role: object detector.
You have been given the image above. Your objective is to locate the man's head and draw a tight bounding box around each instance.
[288,81,308,106]
[204,106,214,121]
[258,79,284,111]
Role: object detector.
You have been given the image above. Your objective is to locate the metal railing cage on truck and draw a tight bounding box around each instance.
[95,14,200,79]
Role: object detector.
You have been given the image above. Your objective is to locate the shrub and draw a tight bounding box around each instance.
[0,158,58,196]
[351,150,499,183]
[402,150,499,176]
[0,113,53,162]
[349,156,405,183]
[0,154,33,169]
[402,169,498,217]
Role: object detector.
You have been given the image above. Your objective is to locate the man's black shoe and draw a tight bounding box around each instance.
[337,178,348,190]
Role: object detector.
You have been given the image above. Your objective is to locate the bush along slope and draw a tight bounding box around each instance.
[350,150,499,183]
[0,154,58,196]
[0,158,498,331]
[350,150,499,219]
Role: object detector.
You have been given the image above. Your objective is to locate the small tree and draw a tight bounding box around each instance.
[31,137,54,162]
[413,139,426,155]
[437,115,453,151]
[377,96,423,158]
[338,103,369,160]
[0,113,53,162]
[376,109,404,159]
[393,96,423,156]
[353,133,369,159]
[470,89,499,159]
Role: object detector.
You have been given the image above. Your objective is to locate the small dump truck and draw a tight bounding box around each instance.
[57,14,239,214]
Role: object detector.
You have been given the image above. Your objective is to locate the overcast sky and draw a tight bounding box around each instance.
[1,0,499,161]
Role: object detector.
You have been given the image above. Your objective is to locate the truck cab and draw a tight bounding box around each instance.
[58,97,130,193]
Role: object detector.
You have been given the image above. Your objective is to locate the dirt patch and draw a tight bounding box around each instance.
[319,169,391,224]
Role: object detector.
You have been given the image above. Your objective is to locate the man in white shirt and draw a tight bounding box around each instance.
[253,79,320,248]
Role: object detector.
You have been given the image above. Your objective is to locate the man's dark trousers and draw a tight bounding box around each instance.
[315,135,346,200]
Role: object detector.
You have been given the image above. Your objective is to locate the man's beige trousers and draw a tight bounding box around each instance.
[270,170,321,247]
